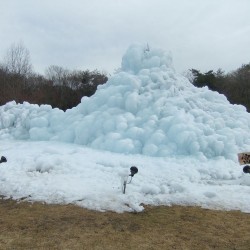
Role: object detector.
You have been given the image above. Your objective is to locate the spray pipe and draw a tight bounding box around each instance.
[243,165,250,174]
[0,156,7,164]
[122,166,138,194]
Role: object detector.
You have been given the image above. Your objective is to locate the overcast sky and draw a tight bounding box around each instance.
[0,0,249,75]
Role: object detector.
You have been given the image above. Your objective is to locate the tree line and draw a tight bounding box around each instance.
[1,42,250,112]
[0,42,108,110]
[188,63,250,111]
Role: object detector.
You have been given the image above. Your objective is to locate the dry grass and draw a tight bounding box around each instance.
[0,197,250,249]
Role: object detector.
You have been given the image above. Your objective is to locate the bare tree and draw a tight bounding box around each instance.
[3,42,33,76]
[45,65,70,86]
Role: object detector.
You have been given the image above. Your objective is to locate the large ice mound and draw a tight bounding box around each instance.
[1,44,250,159]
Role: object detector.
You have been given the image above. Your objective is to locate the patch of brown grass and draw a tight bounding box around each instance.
[0,197,250,249]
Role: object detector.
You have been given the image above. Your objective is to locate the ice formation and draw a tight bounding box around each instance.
[1,44,250,160]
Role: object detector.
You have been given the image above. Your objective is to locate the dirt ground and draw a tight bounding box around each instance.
[0,197,250,250]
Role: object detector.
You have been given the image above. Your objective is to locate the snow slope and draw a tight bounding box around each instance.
[0,44,250,212]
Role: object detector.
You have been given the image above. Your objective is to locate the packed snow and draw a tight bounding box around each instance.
[0,44,250,213]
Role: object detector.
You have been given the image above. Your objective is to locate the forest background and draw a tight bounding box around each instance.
[1,42,249,112]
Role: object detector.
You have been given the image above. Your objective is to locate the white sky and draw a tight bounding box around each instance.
[0,0,250,75]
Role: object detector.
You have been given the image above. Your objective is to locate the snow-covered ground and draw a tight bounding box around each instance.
[0,44,250,213]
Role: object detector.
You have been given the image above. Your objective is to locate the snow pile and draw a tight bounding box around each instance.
[1,43,250,161]
[0,140,249,213]
[1,44,250,213]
